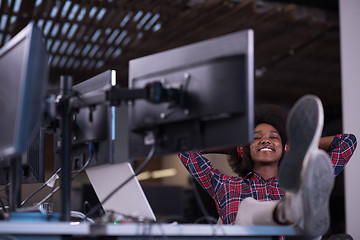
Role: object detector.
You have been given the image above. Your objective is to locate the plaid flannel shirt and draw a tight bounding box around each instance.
[178,133,357,225]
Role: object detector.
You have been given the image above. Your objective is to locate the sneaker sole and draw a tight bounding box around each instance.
[302,149,334,236]
[279,95,324,191]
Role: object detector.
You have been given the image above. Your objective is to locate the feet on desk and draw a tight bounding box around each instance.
[277,95,334,236]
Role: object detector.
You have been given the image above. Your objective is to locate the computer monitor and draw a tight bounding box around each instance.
[0,23,48,188]
[0,128,45,185]
[128,29,254,160]
[0,23,48,160]
[53,70,129,171]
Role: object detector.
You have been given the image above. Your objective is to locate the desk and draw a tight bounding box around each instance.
[0,221,318,240]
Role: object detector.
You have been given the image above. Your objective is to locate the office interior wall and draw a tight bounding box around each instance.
[339,0,360,238]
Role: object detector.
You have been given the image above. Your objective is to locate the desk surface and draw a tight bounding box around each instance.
[91,223,302,237]
[0,221,316,239]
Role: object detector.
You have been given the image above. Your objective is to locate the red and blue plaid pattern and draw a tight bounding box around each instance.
[330,134,357,176]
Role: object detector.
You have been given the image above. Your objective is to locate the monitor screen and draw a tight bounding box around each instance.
[128,29,254,160]
[0,23,48,159]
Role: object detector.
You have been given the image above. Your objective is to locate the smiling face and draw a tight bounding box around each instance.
[250,123,283,167]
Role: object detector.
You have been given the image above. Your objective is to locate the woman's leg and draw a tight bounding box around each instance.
[235,197,280,225]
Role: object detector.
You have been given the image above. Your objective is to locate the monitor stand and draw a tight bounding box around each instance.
[9,156,21,211]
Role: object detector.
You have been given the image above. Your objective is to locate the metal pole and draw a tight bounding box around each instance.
[9,156,21,211]
[59,75,72,222]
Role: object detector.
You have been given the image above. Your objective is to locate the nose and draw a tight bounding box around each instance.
[260,138,270,144]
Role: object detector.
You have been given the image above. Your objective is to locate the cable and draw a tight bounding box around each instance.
[71,210,95,223]
[0,183,10,192]
[0,205,9,212]
[20,168,62,206]
[71,152,94,179]
[189,177,217,224]
[34,150,94,209]
[189,177,226,238]
[0,196,8,214]
[85,141,157,219]
[33,186,60,209]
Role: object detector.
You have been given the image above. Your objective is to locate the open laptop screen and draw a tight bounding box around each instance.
[86,162,156,221]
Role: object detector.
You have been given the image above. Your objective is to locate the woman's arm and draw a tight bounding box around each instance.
[178,151,230,198]
[319,136,335,151]
[324,134,357,176]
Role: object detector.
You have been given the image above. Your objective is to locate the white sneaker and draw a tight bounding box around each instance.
[279,94,324,191]
[284,149,334,236]
[277,95,334,236]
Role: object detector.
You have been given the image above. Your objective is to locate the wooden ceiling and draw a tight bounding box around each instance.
[0,0,342,116]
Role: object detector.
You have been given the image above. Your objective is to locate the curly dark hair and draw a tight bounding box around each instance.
[227,104,288,177]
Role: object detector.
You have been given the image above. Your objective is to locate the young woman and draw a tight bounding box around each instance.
[178,95,357,237]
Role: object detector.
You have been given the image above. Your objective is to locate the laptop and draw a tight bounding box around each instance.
[86,162,156,221]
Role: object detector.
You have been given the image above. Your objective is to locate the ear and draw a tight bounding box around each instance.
[284,143,289,152]
[237,146,244,160]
